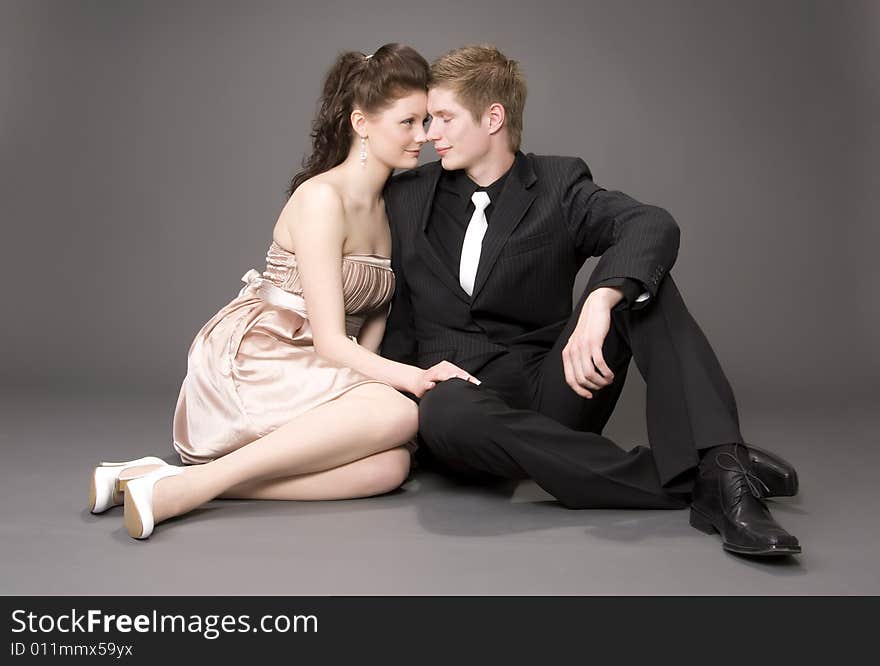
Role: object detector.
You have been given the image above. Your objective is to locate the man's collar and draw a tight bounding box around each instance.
[439,152,524,203]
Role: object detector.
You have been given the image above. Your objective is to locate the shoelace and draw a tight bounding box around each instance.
[714,445,771,503]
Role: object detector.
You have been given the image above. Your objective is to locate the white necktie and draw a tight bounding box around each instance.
[459,191,491,297]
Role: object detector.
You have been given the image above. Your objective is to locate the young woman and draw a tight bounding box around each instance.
[87,43,478,540]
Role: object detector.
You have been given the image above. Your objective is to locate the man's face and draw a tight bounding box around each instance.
[426,85,491,171]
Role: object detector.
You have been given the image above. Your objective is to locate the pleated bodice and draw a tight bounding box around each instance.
[261,240,394,316]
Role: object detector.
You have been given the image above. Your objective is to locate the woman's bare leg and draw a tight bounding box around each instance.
[132,383,417,525]
[120,447,412,501]
[219,446,412,500]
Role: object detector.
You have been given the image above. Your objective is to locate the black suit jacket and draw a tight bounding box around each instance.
[380,151,680,373]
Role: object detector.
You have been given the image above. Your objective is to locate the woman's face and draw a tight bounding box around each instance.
[362,90,429,169]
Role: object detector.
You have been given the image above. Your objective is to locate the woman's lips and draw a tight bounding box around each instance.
[436,147,450,156]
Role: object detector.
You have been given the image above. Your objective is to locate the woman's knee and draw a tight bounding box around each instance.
[356,383,419,445]
[386,390,418,443]
[362,447,411,495]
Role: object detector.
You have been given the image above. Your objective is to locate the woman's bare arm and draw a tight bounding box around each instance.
[282,182,426,394]
[356,308,388,355]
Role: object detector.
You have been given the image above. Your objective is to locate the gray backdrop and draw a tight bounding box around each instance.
[2,0,877,410]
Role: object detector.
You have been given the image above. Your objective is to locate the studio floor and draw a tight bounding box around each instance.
[1,385,876,596]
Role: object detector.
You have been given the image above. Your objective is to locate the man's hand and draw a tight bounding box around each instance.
[561,287,623,399]
[407,361,481,398]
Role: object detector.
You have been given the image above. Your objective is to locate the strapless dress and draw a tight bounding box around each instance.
[172,240,395,464]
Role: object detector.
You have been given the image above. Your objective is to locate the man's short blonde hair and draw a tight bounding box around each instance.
[430,45,526,152]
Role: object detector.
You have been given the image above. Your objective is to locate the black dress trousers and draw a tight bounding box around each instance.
[417,274,745,509]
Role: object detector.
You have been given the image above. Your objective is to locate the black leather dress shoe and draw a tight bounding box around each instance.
[745,444,799,498]
[690,445,801,556]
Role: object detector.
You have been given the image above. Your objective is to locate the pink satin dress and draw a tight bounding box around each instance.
[172,240,396,464]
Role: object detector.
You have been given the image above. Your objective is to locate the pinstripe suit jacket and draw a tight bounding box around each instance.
[380,151,680,373]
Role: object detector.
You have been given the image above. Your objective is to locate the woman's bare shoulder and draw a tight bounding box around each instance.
[276,176,347,246]
[288,176,345,214]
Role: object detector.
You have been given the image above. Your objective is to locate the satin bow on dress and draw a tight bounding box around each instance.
[172,242,395,465]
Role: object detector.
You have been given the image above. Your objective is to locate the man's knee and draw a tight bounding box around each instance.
[418,378,480,443]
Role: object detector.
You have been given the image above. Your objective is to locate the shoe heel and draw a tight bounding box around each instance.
[123,485,145,539]
[124,465,184,539]
[689,508,717,535]
[89,456,167,514]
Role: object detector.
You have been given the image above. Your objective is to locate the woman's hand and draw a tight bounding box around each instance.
[407,361,481,398]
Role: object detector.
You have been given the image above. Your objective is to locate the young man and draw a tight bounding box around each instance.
[380,45,800,556]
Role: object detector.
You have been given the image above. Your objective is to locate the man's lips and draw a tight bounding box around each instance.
[435,146,450,156]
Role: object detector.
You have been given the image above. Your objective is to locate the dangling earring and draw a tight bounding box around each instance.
[360,136,367,167]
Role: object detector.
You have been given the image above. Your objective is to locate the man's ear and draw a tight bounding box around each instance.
[486,102,506,136]
[351,108,368,138]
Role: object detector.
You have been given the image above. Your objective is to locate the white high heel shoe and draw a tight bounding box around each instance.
[89,456,168,514]
[124,465,184,539]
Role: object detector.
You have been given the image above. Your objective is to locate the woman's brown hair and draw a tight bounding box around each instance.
[287,43,429,197]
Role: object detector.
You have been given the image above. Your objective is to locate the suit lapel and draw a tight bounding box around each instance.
[411,162,470,304]
[470,153,537,302]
